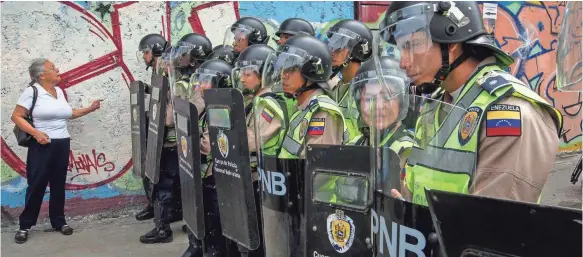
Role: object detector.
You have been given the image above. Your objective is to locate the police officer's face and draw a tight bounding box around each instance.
[142,51,153,65]
[331,48,350,67]
[396,31,440,85]
[359,85,400,130]
[280,68,305,94]
[200,81,213,91]
[277,33,293,46]
[232,33,249,53]
[241,70,261,90]
[178,53,191,67]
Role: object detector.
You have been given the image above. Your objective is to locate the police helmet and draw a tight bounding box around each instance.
[207,45,236,65]
[176,33,213,63]
[192,59,233,89]
[382,1,513,76]
[233,44,275,95]
[325,19,373,64]
[235,44,275,73]
[230,17,269,46]
[279,35,333,83]
[276,18,315,37]
[139,34,167,57]
[351,56,409,128]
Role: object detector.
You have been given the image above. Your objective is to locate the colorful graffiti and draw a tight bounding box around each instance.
[357,1,582,152]
[0,1,353,219]
[492,1,582,152]
[2,1,580,221]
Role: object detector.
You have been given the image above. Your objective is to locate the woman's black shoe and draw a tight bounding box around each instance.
[59,225,73,235]
[15,230,28,244]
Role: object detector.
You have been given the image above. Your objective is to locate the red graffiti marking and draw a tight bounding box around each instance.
[189,1,240,36]
[68,149,116,181]
[0,1,148,190]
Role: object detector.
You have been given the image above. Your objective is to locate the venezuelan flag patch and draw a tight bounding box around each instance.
[307,118,325,136]
[486,104,521,137]
[261,108,274,123]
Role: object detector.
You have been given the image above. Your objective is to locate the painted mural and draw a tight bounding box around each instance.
[357,1,582,152]
[0,1,353,219]
[1,1,579,220]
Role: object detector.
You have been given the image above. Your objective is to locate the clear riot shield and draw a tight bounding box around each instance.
[369,93,470,257]
[425,189,583,257]
[173,97,205,239]
[170,43,196,100]
[144,70,170,184]
[556,1,582,92]
[203,87,260,250]
[130,81,148,179]
[256,49,331,257]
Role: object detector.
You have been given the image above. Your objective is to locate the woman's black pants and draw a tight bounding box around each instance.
[19,138,70,230]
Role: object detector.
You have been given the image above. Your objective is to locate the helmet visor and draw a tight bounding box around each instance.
[376,3,434,84]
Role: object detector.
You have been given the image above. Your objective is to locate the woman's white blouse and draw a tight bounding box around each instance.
[17,83,73,139]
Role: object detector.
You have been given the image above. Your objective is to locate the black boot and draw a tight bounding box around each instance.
[139,227,173,244]
[139,202,173,244]
[135,204,154,221]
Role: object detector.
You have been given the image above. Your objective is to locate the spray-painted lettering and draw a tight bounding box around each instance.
[68,149,115,180]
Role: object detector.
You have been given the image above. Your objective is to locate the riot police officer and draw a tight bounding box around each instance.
[260,34,347,257]
[311,55,416,208]
[231,44,288,257]
[344,56,415,195]
[264,35,348,160]
[134,33,167,221]
[379,1,563,204]
[137,33,167,72]
[274,18,315,46]
[191,59,234,256]
[324,19,373,142]
[207,45,236,66]
[138,34,186,244]
[223,17,269,59]
[170,33,213,100]
[168,32,213,256]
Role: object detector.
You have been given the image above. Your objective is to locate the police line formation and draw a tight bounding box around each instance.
[130,2,582,257]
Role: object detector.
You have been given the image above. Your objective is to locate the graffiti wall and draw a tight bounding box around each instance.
[357,1,582,152]
[0,1,353,220]
[1,1,580,220]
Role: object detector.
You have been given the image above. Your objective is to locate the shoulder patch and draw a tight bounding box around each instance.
[307,117,325,136]
[486,104,521,137]
[261,107,274,123]
[478,71,511,94]
[458,107,482,146]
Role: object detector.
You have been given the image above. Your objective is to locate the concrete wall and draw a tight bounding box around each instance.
[1,1,580,221]
[0,1,353,221]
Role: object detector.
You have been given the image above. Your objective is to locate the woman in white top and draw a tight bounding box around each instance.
[11,58,101,244]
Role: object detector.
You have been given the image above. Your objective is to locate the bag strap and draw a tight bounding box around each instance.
[29,85,38,120]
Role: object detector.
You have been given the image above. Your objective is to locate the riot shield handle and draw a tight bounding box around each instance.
[570,157,582,185]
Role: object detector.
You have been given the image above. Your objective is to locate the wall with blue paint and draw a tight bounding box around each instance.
[2,1,579,222]
[1,1,355,221]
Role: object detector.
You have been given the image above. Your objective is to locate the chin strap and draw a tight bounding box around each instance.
[330,60,349,79]
[291,79,319,99]
[417,44,471,94]
[146,59,154,71]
